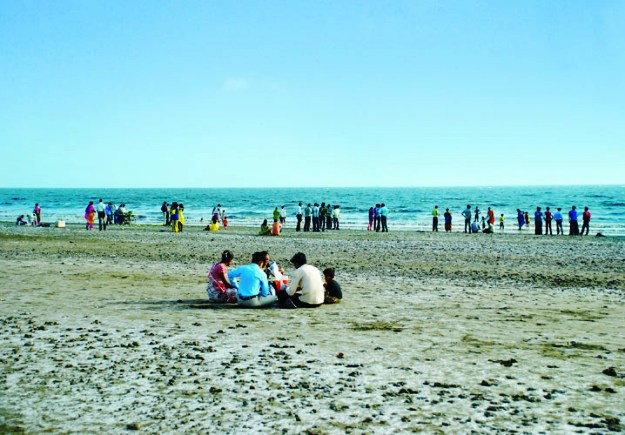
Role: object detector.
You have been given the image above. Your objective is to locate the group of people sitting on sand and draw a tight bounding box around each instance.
[206,250,342,308]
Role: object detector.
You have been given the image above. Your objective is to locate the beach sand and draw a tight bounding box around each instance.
[1,223,624,433]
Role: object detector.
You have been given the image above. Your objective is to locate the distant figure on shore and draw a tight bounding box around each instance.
[480,216,486,230]
[474,206,480,222]
[207,250,237,303]
[273,207,280,223]
[212,204,221,223]
[96,199,107,231]
[544,207,553,235]
[569,206,579,236]
[487,207,495,226]
[312,203,320,232]
[278,252,324,309]
[368,207,374,231]
[16,215,28,226]
[326,203,333,230]
[280,205,287,225]
[462,205,472,233]
[332,205,341,230]
[524,211,530,228]
[534,207,543,235]
[170,202,179,232]
[221,209,228,228]
[444,208,452,232]
[554,207,564,235]
[304,203,312,232]
[323,267,342,304]
[517,209,525,230]
[85,201,95,231]
[320,203,327,231]
[374,204,381,232]
[271,219,282,236]
[259,219,271,236]
[161,202,169,226]
[471,220,479,233]
[296,202,303,232]
[581,206,591,236]
[432,205,439,232]
[178,204,185,232]
[33,203,41,226]
[204,216,220,231]
[379,203,388,232]
[106,202,113,226]
[499,214,505,232]
[228,251,277,308]
[482,220,494,234]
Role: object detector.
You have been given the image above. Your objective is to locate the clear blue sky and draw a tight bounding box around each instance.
[1,1,624,188]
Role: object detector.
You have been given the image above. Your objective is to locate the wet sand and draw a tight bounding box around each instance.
[1,223,624,433]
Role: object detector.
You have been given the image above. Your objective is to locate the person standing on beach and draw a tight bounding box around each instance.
[474,206,480,222]
[581,206,591,235]
[326,203,333,230]
[33,203,41,226]
[499,214,505,232]
[569,206,579,235]
[221,209,228,228]
[544,207,553,235]
[380,203,388,232]
[212,204,222,223]
[178,204,185,232]
[517,209,525,230]
[487,207,495,227]
[170,202,179,232]
[84,201,95,230]
[312,203,320,232]
[96,199,107,231]
[432,205,439,232]
[534,207,543,235]
[332,205,341,230]
[228,251,277,308]
[524,211,530,229]
[304,203,312,232]
[368,207,375,231]
[106,202,113,226]
[374,204,381,232]
[554,207,564,235]
[280,205,287,225]
[462,205,472,233]
[161,202,169,226]
[444,208,452,232]
[296,202,303,232]
[319,203,327,231]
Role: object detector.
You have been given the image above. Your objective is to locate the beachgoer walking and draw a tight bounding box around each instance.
[380,203,388,232]
[228,251,278,308]
[277,252,324,308]
[432,205,439,232]
[554,207,564,235]
[534,207,543,235]
[280,206,287,225]
[296,202,303,232]
[323,268,343,304]
[207,250,238,303]
[84,201,95,230]
[332,205,340,230]
[161,202,169,225]
[304,203,312,232]
[569,206,579,235]
[581,206,591,235]
[462,205,472,233]
[444,208,452,232]
[544,207,553,235]
[499,214,505,232]
[368,207,374,231]
[33,203,41,226]
[96,199,107,231]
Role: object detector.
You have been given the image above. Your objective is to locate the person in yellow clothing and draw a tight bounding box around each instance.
[170,202,179,232]
[499,214,505,232]
[432,205,440,232]
[178,204,185,232]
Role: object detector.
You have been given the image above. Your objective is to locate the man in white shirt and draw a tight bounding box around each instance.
[280,205,287,225]
[96,199,107,231]
[279,252,324,308]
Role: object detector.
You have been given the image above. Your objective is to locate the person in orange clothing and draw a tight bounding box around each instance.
[487,207,495,226]
[271,219,282,236]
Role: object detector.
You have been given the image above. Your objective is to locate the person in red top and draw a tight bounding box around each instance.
[581,207,592,236]
[207,250,238,303]
[487,207,495,226]
[544,207,553,235]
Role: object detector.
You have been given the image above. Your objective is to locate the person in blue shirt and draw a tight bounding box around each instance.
[569,206,579,236]
[534,207,543,235]
[379,203,389,232]
[228,251,277,308]
[554,207,564,235]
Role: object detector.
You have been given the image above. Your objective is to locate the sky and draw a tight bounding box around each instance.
[1,0,624,188]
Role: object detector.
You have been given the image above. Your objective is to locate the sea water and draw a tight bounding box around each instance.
[1,186,624,235]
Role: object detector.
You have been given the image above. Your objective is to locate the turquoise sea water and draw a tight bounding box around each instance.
[1,186,624,235]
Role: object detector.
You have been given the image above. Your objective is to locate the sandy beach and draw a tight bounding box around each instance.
[1,223,624,433]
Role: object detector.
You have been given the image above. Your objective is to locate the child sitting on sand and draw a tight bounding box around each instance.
[323,268,342,304]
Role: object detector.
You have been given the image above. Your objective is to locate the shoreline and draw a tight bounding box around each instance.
[1,223,624,432]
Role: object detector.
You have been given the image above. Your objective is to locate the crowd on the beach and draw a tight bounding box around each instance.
[82,199,132,231]
[206,249,342,309]
[433,204,594,236]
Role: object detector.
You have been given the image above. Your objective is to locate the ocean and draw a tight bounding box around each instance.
[1,186,624,235]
